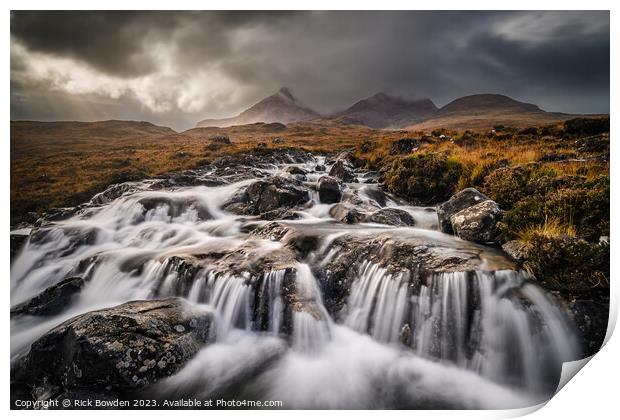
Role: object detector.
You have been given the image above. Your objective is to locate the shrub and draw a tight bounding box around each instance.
[499,175,609,240]
[521,234,609,293]
[482,164,557,209]
[385,153,463,204]
[564,117,610,136]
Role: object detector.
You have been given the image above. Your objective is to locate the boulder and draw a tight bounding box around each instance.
[315,164,326,172]
[329,160,356,182]
[12,299,212,398]
[450,200,502,243]
[329,203,367,224]
[317,176,342,204]
[226,176,309,215]
[367,208,415,226]
[11,277,85,317]
[287,166,307,176]
[437,188,490,234]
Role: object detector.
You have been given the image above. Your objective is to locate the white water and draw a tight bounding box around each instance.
[10,153,579,408]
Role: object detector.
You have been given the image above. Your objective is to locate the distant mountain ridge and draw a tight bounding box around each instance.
[195,88,586,130]
[196,87,321,128]
[332,92,438,128]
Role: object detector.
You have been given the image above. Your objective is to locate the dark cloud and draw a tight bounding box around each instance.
[10,10,610,130]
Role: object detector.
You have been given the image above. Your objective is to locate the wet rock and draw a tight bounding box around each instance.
[450,200,502,243]
[359,185,386,206]
[315,164,326,172]
[91,182,144,205]
[329,203,367,224]
[287,166,307,176]
[437,188,490,234]
[314,232,514,315]
[565,294,609,357]
[12,299,212,398]
[399,323,412,346]
[258,209,301,221]
[11,277,85,317]
[10,231,29,260]
[35,207,81,227]
[225,176,310,215]
[367,208,415,226]
[317,176,342,204]
[329,160,357,182]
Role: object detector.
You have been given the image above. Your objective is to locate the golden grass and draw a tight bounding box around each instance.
[517,216,577,243]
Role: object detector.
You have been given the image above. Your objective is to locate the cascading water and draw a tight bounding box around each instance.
[344,261,578,392]
[10,151,580,409]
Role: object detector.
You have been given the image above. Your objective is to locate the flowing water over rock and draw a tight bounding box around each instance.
[10,150,580,409]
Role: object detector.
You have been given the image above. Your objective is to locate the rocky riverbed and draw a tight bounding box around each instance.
[10,148,606,409]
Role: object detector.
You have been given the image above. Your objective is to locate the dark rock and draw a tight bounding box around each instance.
[437,188,490,234]
[359,185,387,206]
[35,207,80,227]
[314,232,515,315]
[12,298,212,397]
[317,176,342,204]
[91,182,143,205]
[315,164,326,172]
[367,208,415,226]
[224,176,309,215]
[287,166,307,176]
[258,208,301,221]
[11,277,85,317]
[329,160,356,182]
[565,294,609,357]
[10,231,29,260]
[450,200,502,243]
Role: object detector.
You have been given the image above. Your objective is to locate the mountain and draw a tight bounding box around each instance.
[436,94,543,116]
[406,94,573,131]
[196,87,321,128]
[332,92,438,128]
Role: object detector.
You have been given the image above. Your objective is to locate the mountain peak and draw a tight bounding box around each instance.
[196,87,320,128]
[278,87,294,99]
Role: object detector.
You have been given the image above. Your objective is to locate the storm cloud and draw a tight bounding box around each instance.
[10,10,610,131]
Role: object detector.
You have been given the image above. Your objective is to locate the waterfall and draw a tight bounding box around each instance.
[10,152,582,408]
[291,264,331,353]
[344,261,579,391]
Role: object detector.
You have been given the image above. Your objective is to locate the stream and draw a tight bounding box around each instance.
[10,150,580,409]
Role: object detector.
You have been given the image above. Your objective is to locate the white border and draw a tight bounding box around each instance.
[3,2,616,419]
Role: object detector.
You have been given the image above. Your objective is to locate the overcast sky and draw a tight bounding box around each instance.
[10,11,610,131]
